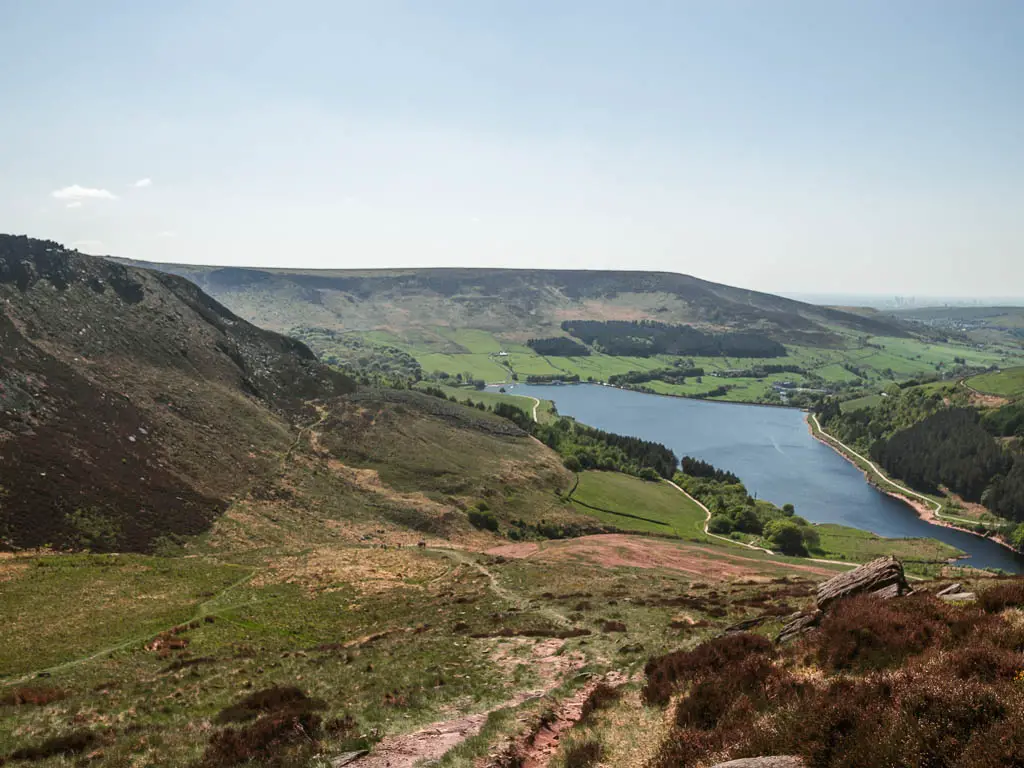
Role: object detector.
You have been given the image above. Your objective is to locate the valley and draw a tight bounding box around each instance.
[2,237,1023,767]
[111,260,1024,407]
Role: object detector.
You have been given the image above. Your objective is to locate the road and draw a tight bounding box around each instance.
[527,396,541,422]
[663,478,858,570]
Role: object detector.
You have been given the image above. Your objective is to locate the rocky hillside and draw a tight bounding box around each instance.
[111,261,910,346]
[0,235,355,552]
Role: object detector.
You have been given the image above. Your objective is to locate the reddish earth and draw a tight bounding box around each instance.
[487,534,839,579]
[351,638,585,768]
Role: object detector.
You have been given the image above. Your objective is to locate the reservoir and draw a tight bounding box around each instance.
[504,383,1024,573]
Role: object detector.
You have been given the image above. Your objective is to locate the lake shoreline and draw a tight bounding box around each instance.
[516,381,806,410]
[806,414,1019,561]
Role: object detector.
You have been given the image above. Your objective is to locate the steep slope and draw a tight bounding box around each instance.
[0,235,355,551]
[111,261,911,345]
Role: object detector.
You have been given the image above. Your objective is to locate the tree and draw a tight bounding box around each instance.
[1011,523,1024,552]
[707,515,733,534]
[731,507,763,535]
[764,519,807,556]
[782,503,795,516]
[800,524,821,552]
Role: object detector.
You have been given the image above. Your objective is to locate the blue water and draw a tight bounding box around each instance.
[503,383,1024,573]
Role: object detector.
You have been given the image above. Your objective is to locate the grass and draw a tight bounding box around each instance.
[356,324,1024,406]
[568,471,707,540]
[967,367,1024,399]
[840,393,883,412]
[416,383,557,423]
[0,554,246,677]
[812,523,964,567]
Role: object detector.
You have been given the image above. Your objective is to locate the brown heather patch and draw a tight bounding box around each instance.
[647,585,1024,768]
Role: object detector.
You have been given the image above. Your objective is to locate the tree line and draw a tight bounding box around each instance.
[608,367,706,386]
[560,320,787,358]
[818,390,1024,545]
[491,402,678,479]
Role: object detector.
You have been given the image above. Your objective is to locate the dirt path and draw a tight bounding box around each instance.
[350,639,588,768]
[433,548,573,628]
[527,396,541,423]
[487,671,629,768]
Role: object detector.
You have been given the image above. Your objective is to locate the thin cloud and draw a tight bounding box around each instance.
[51,185,117,201]
[133,178,153,188]
[66,201,83,209]
[156,230,176,238]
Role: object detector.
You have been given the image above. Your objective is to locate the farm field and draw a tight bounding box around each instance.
[568,471,708,541]
[353,326,1024,405]
[966,367,1024,399]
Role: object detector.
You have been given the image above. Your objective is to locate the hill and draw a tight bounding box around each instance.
[113,260,910,344]
[0,235,360,551]
[2,236,1020,768]
[108,258,1024,405]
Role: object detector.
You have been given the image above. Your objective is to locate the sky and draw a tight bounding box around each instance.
[1,1,1022,298]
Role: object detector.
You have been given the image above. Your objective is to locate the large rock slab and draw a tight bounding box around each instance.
[815,556,911,611]
[711,758,805,768]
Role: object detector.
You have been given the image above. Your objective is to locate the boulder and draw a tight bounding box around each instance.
[940,592,976,603]
[936,583,963,597]
[710,758,805,768]
[815,556,911,611]
[776,610,822,644]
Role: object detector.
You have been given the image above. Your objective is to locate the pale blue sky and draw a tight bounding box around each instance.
[1,1,1021,296]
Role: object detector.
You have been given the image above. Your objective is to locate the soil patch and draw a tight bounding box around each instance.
[489,535,838,580]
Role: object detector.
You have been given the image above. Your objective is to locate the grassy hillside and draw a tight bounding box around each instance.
[966,366,1024,399]
[569,471,707,540]
[107,259,1024,405]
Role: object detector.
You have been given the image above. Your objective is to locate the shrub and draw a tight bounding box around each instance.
[468,509,499,532]
[707,515,733,534]
[8,731,97,761]
[764,519,807,556]
[200,711,322,767]
[814,594,950,671]
[0,686,66,706]
[979,580,1024,613]
[643,632,773,705]
[562,739,604,768]
[216,686,324,724]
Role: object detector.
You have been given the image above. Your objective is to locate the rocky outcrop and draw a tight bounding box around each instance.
[711,757,805,768]
[777,557,912,642]
[815,556,911,610]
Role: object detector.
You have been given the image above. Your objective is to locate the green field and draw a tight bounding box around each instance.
[357,325,1024,406]
[569,471,707,540]
[966,367,1024,399]
[812,523,964,566]
[417,383,557,423]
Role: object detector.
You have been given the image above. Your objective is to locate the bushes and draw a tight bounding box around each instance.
[813,594,950,671]
[642,632,773,705]
[0,686,66,706]
[978,579,1024,613]
[468,508,499,532]
[561,739,604,767]
[648,589,1024,768]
